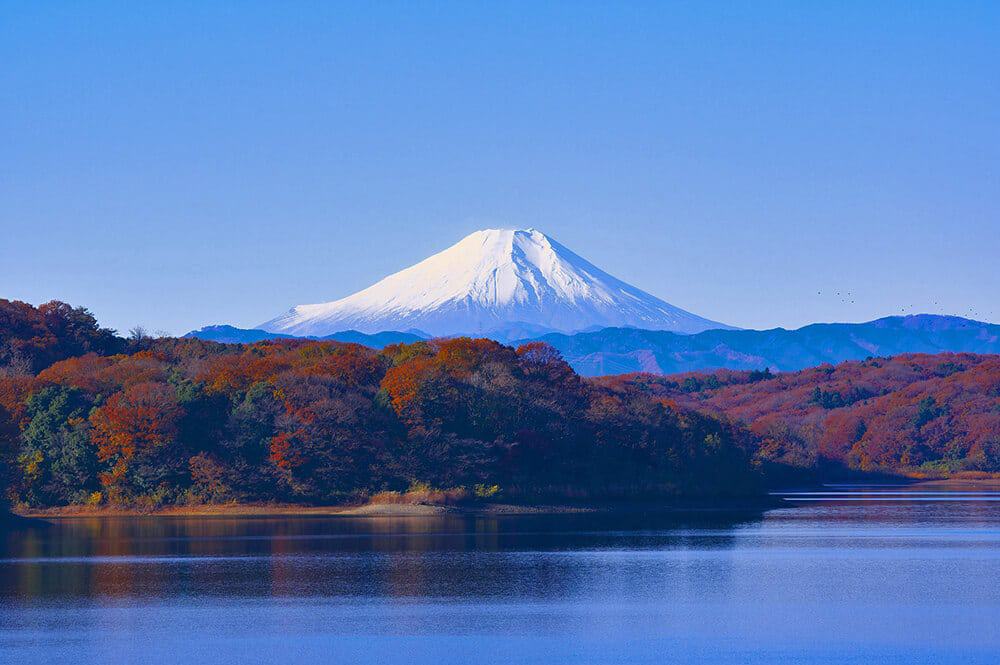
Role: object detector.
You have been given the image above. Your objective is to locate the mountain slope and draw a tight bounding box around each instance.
[260,228,730,337]
[520,315,1000,376]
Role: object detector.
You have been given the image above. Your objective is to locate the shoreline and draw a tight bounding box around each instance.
[15,479,999,520]
[16,497,780,519]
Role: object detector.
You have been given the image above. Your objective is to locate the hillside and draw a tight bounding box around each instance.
[0,330,759,511]
[4,300,999,515]
[597,353,1000,477]
[0,299,122,373]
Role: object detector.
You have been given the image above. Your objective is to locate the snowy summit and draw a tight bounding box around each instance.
[260,228,731,338]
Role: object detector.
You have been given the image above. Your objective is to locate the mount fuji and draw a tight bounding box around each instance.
[259,228,731,338]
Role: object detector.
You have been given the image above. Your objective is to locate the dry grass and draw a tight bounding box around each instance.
[369,485,470,506]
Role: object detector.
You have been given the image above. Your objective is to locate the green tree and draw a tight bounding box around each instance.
[18,386,98,505]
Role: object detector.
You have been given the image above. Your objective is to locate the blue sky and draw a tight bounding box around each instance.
[2,1,997,335]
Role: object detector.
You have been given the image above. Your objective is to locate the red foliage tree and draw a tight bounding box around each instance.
[89,382,183,502]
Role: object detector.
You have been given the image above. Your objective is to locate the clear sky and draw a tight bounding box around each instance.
[2,1,998,335]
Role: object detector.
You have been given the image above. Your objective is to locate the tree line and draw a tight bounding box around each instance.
[3,299,998,513]
[1,300,758,510]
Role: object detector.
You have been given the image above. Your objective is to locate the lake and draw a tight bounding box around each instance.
[2,485,999,664]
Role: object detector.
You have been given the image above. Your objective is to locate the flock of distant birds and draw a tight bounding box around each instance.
[817,291,857,305]
[815,290,990,321]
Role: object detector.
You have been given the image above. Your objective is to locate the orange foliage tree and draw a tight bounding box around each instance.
[89,382,183,502]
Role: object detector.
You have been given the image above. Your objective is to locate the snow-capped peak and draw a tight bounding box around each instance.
[259,228,731,337]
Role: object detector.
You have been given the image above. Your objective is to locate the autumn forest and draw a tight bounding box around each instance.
[2,300,999,514]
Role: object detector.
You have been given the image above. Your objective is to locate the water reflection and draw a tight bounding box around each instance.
[2,492,999,665]
[0,510,760,601]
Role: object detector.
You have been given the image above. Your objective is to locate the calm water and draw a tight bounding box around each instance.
[2,486,999,664]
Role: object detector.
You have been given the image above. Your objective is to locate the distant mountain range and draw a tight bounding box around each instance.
[184,325,424,348]
[518,315,1000,375]
[259,228,731,337]
[186,228,999,374]
[186,315,1000,376]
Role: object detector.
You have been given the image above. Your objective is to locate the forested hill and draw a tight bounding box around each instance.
[2,299,999,515]
[597,353,1000,478]
[0,299,122,373]
[1,300,758,511]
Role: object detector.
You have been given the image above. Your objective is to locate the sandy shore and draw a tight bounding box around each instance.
[16,501,605,519]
